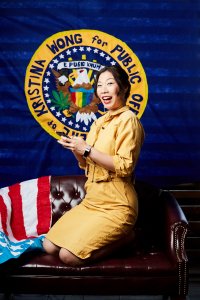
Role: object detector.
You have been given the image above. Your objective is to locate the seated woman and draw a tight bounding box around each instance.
[43,65,145,266]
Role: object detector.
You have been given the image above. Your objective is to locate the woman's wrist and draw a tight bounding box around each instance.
[82,145,92,159]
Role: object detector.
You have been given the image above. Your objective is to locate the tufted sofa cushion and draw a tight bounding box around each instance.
[51,175,86,225]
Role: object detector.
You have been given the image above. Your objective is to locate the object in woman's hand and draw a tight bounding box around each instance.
[56,131,71,138]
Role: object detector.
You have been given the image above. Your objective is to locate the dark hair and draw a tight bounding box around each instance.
[94,65,131,100]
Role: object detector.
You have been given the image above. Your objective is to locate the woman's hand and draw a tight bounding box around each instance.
[57,136,87,156]
[57,135,115,172]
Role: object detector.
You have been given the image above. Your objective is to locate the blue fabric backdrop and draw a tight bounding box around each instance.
[0,0,199,188]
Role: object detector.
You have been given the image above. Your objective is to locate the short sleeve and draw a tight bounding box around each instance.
[112,114,144,177]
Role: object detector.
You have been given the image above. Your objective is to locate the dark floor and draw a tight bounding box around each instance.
[0,281,199,300]
[0,268,199,300]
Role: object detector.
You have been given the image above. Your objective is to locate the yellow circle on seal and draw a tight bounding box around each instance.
[25,29,148,139]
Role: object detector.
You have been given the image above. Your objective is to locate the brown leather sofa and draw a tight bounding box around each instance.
[0,175,189,299]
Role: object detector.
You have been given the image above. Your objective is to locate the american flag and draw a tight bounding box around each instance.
[0,176,51,263]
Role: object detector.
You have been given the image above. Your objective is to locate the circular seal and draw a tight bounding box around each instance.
[25,29,148,139]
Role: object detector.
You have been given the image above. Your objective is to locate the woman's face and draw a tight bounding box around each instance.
[96,70,124,112]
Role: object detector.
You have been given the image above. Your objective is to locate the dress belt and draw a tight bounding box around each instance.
[87,174,132,183]
[109,176,132,183]
[86,164,133,183]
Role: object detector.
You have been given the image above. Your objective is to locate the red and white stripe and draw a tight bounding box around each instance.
[0,176,51,242]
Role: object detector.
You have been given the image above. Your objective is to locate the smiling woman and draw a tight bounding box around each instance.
[43,65,145,266]
[95,66,131,112]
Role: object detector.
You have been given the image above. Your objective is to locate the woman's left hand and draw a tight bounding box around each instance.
[57,136,87,156]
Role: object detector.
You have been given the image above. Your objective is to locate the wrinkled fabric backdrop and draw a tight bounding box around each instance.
[0,0,199,189]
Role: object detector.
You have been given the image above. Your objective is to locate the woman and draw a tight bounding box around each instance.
[43,65,145,266]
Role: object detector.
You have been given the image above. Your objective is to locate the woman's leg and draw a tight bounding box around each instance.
[59,248,84,266]
[43,237,60,255]
[88,230,135,262]
[43,238,83,266]
[58,231,135,267]
[43,231,135,266]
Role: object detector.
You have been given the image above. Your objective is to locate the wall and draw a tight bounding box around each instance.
[0,0,199,188]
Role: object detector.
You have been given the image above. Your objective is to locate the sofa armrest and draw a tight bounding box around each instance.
[162,190,188,261]
[161,190,189,296]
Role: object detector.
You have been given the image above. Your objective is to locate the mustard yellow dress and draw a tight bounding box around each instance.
[46,106,145,260]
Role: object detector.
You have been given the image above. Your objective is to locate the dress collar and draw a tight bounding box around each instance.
[106,105,130,118]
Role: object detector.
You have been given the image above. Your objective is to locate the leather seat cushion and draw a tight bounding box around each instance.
[9,250,176,277]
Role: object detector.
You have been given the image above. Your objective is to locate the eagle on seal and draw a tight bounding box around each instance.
[52,68,100,125]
